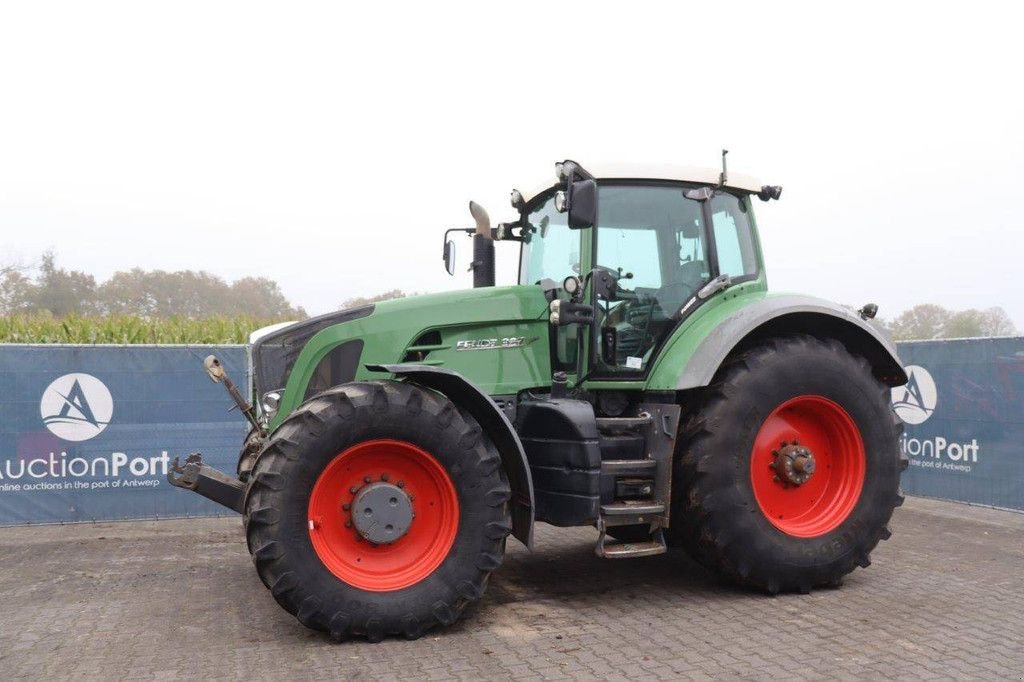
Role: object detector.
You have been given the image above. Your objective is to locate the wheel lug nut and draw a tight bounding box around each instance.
[381,473,390,482]
[342,503,350,511]
[344,520,352,528]
[364,476,372,484]
[397,480,405,488]
[349,486,358,494]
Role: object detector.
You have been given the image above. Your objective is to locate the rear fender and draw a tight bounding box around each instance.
[649,294,908,391]
[368,363,535,548]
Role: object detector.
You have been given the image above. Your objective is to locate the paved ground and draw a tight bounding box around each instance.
[0,497,1022,681]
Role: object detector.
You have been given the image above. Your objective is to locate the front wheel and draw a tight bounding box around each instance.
[668,335,907,593]
[244,381,511,641]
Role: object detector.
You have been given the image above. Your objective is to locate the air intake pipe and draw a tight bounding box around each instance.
[469,201,495,288]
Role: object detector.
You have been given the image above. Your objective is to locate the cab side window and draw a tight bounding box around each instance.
[710,194,758,278]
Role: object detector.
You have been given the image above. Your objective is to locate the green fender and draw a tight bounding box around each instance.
[645,291,908,391]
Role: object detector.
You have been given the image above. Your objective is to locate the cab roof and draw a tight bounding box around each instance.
[519,162,764,205]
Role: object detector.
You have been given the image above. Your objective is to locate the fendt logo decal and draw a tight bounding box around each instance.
[455,336,535,351]
[891,365,937,425]
[40,373,113,442]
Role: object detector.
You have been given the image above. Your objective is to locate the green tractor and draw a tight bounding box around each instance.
[169,157,908,641]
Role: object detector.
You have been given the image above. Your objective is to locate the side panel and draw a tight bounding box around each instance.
[368,319,552,395]
[645,291,907,391]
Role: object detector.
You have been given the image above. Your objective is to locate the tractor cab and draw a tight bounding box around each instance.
[448,159,781,383]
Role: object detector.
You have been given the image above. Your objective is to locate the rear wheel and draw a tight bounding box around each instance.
[244,381,511,641]
[668,335,906,592]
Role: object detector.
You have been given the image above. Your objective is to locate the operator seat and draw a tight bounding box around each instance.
[654,216,708,318]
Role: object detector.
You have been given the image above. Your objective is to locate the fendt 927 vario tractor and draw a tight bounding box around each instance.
[170,157,908,641]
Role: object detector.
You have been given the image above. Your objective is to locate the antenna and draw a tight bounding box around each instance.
[717,149,729,188]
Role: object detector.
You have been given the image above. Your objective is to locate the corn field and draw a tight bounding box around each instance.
[0,314,292,344]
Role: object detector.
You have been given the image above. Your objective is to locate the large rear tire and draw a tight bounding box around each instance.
[244,380,511,641]
[667,335,906,593]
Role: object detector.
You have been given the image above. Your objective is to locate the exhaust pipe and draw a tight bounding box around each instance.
[469,201,495,288]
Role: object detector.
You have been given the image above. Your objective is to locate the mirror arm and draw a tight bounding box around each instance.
[444,227,474,240]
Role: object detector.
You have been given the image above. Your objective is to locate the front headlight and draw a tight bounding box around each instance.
[261,391,282,420]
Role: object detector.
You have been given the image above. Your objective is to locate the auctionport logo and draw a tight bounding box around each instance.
[891,365,937,425]
[39,373,113,442]
[893,363,980,473]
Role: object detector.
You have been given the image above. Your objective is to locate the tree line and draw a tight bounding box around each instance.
[1,252,305,319]
[0,256,1017,342]
[880,303,1017,341]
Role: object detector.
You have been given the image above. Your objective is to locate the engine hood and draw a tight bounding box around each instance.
[257,285,553,429]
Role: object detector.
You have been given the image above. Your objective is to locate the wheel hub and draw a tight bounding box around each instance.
[350,482,414,544]
[771,441,816,486]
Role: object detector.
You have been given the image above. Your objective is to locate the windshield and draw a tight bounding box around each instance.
[519,192,578,285]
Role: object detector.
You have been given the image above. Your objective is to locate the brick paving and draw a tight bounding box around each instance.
[1,496,1022,680]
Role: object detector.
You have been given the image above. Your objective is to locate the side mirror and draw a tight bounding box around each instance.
[568,179,596,229]
[554,179,597,229]
[443,239,457,276]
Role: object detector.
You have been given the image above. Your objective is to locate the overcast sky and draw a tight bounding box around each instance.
[1,2,1022,327]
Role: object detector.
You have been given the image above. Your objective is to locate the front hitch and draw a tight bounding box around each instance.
[168,453,246,514]
[167,356,261,513]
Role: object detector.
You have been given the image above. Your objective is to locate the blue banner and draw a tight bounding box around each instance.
[893,337,1024,511]
[0,338,1020,524]
[0,345,248,525]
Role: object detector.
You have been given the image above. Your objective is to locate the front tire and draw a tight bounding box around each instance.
[244,381,511,641]
[668,335,906,593]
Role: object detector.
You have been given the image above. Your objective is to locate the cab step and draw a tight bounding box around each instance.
[601,501,664,516]
[600,501,665,526]
[596,413,653,434]
[596,527,667,559]
[600,458,656,475]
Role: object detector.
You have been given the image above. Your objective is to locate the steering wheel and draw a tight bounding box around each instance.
[592,265,636,301]
[654,261,707,317]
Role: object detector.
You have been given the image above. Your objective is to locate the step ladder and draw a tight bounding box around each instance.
[593,404,680,559]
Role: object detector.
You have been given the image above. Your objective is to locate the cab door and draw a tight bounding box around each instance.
[590,182,712,377]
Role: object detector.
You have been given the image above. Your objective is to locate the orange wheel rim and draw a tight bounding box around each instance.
[750,395,866,537]
[308,439,459,591]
